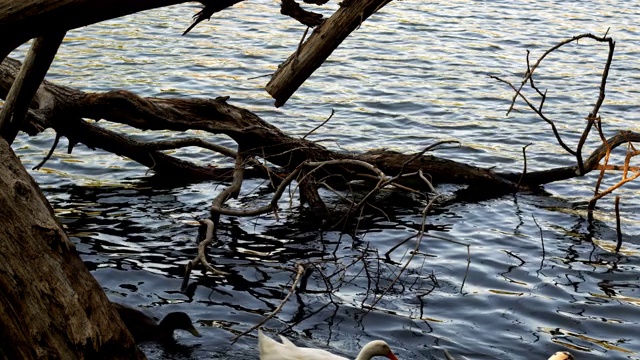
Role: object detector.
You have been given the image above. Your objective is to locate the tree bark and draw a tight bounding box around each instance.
[0,56,518,192]
[0,138,144,359]
[266,0,393,107]
[0,32,65,144]
[0,0,191,57]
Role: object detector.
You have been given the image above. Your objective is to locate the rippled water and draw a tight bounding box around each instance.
[9,0,640,359]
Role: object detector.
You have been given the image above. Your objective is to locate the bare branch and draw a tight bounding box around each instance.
[230,263,306,343]
[515,143,532,191]
[32,132,61,170]
[505,33,612,116]
[364,172,444,313]
[181,219,228,292]
[490,74,576,156]
[575,37,616,174]
[615,196,622,253]
[211,151,248,222]
[302,108,334,140]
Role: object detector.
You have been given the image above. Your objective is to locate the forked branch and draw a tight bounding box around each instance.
[494,32,616,174]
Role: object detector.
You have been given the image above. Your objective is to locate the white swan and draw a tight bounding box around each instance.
[258,329,399,360]
[548,352,574,360]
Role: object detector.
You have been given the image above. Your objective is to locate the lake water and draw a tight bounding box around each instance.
[9,0,640,359]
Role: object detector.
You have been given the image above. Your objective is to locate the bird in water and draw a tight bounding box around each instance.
[111,302,201,343]
[258,329,399,360]
[548,352,574,360]
[444,349,574,360]
[182,0,245,36]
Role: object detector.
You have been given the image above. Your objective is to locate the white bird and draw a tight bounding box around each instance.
[444,349,574,360]
[258,329,399,360]
[548,351,574,360]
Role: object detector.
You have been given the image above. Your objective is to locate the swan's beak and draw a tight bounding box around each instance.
[387,351,399,360]
[187,326,202,337]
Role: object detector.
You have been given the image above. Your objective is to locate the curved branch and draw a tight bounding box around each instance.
[181,219,229,292]
[210,151,248,222]
[575,36,616,174]
[499,131,640,185]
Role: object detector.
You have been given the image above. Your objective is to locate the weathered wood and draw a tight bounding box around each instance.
[1,56,509,190]
[0,32,65,144]
[265,0,393,107]
[3,56,635,194]
[497,131,640,185]
[0,138,145,360]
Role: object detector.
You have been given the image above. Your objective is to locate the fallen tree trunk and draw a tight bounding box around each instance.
[0,56,520,193]
[2,55,636,203]
[0,138,144,359]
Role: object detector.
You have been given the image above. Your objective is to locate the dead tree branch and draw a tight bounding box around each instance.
[182,0,244,36]
[280,0,324,27]
[0,32,65,144]
[266,0,395,107]
[230,263,306,343]
[0,0,194,56]
[495,33,616,175]
[181,219,228,292]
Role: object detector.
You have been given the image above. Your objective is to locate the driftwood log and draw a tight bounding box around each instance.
[1,54,636,201]
[0,137,144,359]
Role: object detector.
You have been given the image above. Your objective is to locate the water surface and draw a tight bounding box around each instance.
[10,0,640,359]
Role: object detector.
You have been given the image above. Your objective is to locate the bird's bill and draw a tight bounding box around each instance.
[387,351,399,360]
[187,326,202,337]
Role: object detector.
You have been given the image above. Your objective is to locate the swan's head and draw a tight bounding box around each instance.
[548,351,574,360]
[361,340,398,360]
[159,312,201,338]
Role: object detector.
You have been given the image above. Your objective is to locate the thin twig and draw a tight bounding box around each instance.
[293,26,310,68]
[505,33,612,116]
[230,263,306,343]
[515,143,532,191]
[575,34,616,175]
[303,109,334,140]
[247,73,274,80]
[591,171,640,202]
[459,244,471,293]
[532,215,545,266]
[493,33,616,172]
[181,219,228,292]
[588,117,610,213]
[490,75,576,156]
[614,196,622,252]
[364,173,443,314]
[397,141,460,176]
[32,132,61,170]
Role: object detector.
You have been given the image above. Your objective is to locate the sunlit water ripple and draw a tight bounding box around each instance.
[9,0,640,359]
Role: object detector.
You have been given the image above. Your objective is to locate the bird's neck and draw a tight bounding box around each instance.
[354,343,377,360]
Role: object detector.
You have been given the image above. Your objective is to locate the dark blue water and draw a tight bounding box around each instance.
[10,1,640,359]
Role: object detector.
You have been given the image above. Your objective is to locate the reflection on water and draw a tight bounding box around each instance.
[9,0,640,359]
